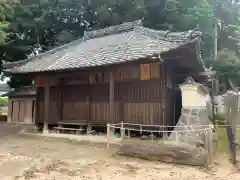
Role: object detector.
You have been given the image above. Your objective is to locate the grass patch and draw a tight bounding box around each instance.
[215,127,240,154]
[215,128,230,154]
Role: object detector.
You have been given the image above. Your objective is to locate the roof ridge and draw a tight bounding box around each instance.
[83,20,142,40]
[133,26,197,42]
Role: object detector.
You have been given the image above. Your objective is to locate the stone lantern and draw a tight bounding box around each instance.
[178,76,211,125]
[179,76,209,109]
[168,77,211,142]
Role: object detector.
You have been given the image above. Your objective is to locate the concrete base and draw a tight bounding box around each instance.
[37,131,122,144]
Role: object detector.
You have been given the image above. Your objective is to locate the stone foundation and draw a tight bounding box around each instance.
[168,107,212,144]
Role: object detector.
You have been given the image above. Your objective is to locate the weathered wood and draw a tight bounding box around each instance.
[117,141,207,166]
[58,120,88,126]
[35,75,59,87]
[12,101,20,122]
[33,100,36,123]
[7,100,13,123]
[24,100,33,123]
[109,72,114,122]
[18,101,25,122]
[140,64,151,80]
[35,62,168,126]
[54,127,84,131]
[44,86,50,131]
[59,79,63,121]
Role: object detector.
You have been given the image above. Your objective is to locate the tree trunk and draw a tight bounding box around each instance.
[117,141,207,166]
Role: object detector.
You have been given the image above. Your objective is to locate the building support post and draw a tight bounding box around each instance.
[43,86,50,133]
[109,72,115,131]
[59,78,63,121]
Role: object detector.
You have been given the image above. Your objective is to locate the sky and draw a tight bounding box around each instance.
[0,74,10,85]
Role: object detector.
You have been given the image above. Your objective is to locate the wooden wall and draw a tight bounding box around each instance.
[35,61,175,126]
[8,96,36,124]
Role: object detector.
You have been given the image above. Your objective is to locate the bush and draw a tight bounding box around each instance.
[0,97,8,106]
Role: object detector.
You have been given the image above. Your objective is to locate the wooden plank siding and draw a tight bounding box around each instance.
[35,62,174,126]
[9,97,36,124]
[119,80,162,125]
[62,85,90,121]
[12,101,20,122]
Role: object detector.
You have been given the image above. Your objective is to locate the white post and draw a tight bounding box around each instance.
[151,132,154,140]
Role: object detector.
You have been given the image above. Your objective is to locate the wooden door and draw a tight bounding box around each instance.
[18,101,25,122]
[11,101,20,122]
[11,100,27,123]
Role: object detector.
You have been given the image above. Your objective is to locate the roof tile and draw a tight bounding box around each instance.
[5,21,201,73]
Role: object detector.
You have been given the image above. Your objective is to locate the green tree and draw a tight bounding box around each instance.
[2,0,240,89]
[0,1,16,44]
[204,0,240,89]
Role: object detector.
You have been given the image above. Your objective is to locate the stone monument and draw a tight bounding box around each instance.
[168,77,212,144]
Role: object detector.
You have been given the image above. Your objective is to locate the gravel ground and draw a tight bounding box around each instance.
[0,134,239,180]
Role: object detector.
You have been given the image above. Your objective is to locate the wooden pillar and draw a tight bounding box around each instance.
[162,64,167,136]
[58,78,63,121]
[87,83,92,133]
[7,99,13,123]
[109,72,114,123]
[173,73,176,125]
[44,86,50,131]
[33,100,36,123]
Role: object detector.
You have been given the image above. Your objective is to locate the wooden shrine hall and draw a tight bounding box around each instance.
[4,20,205,132]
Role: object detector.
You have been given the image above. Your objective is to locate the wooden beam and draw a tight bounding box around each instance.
[109,72,114,123]
[35,87,41,124]
[43,86,50,131]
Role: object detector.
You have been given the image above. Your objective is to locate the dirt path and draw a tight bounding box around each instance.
[0,134,239,180]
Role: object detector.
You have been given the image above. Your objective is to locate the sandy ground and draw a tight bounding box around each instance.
[0,134,238,180]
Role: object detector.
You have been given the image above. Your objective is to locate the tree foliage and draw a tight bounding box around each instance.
[1,0,240,88]
[0,0,16,44]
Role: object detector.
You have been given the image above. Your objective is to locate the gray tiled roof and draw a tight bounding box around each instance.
[5,20,202,73]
